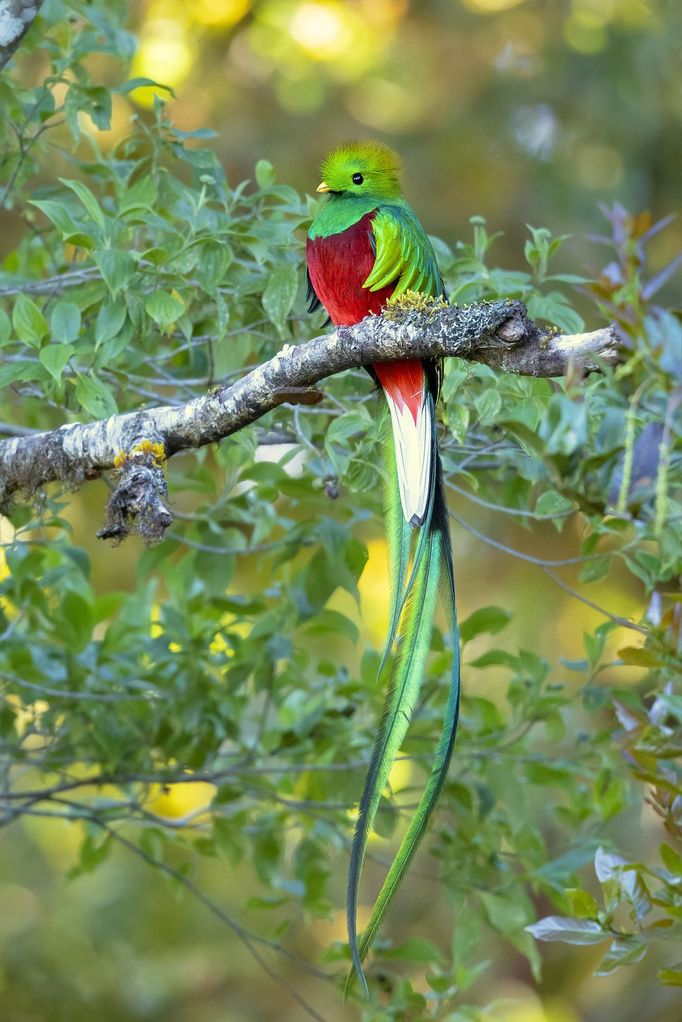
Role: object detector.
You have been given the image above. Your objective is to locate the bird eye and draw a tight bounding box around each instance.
[352,173,364,185]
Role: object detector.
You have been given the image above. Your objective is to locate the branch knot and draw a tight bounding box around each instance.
[98,439,172,544]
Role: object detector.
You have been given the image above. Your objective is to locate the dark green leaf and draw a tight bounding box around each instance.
[94,249,136,297]
[461,606,512,644]
[74,372,118,417]
[50,302,81,343]
[262,264,298,335]
[13,294,48,347]
[40,343,75,382]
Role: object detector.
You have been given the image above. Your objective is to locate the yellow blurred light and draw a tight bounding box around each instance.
[0,516,14,581]
[572,0,616,24]
[131,20,196,108]
[4,692,51,740]
[358,0,408,22]
[191,0,251,27]
[487,986,579,1022]
[563,12,607,52]
[575,143,624,189]
[387,756,413,795]
[145,781,217,821]
[289,1,352,61]
[614,0,654,28]
[357,536,389,647]
[461,0,528,12]
[346,77,425,131]
[579,0,620,24]
[150,603,163,639]
[209,630,230,655]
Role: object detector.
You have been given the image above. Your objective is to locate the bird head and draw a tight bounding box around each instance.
[317,141,402,200]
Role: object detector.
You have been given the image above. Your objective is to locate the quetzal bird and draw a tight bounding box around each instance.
[306,141,460,995]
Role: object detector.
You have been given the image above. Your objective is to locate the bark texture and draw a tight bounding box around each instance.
[0,299,620,537]
[0,0,44,68]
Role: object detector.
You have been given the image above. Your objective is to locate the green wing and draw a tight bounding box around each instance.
[364,204,446,299]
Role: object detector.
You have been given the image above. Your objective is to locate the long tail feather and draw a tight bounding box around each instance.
[353,449,460,974]
[378,410,433,682]
[378,412,412,680]
[345,395,461,998]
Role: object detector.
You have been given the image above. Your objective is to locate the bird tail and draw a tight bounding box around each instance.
[345,394,460,998]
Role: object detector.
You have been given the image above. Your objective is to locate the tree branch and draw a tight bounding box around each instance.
[0,299,620,537]
[0,0,45,69]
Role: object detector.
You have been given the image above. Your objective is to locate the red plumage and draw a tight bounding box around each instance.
[306,212,391,325]
[306,212,425,425]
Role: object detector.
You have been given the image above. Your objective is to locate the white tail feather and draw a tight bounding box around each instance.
[384,392,432,526]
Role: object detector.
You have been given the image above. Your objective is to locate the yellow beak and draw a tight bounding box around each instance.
[316,181,331,193]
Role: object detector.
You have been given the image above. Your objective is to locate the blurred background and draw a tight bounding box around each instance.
[2,0,681,269]
[1,1,680,1020]
[99,0,681,265]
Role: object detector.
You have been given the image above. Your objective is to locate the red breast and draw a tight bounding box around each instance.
[306,211,425,426]
[306,212,395,327]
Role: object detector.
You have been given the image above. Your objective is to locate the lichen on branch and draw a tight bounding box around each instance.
[0,299,620,540]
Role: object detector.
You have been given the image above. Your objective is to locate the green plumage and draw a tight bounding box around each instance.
[346,399,459,999]
[306,142,460,999]
[308,142,445,301]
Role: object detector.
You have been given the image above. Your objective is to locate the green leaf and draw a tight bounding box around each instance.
[480,890,529,934]
[195,240,234,291]
[469,648,518,669]
[13,294,48,347]
[475,388,502,425]
[461,606,511,644]
[255,159,275,189]
[0,360,44,389]
[617,645,665,668]
[145,291,184,332]
[29,199,86,240]
[95,302,127,345]
[565,888,600,919]
[658,965,682,986]
[50,301,81,343]
[262,264,298,335]
[117,76,175,96]
[0,307,11,343]
[59,591,94,651]
[73,832,112,874]
[59,178,107,229]
[382,938,444,963]
[40,343,75,382]
[660,843,682,877]
[595,937,647,976]
[120,176,158,213]
[94,249,136,297]
[74,372,118,418]
[525,916,607,945]
[535,490,574,516]
[579,555,611,584]
[325,412,369,447]
[527,292,585,334]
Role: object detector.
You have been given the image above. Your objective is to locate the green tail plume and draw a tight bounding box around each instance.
[345,397,461,998]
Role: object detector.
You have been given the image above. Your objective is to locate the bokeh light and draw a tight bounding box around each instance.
[288,1,353,61]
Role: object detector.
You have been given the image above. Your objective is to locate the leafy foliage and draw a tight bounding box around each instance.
[0,4,680,1021]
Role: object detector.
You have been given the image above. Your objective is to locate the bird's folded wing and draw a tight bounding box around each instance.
[364,205,445,298]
